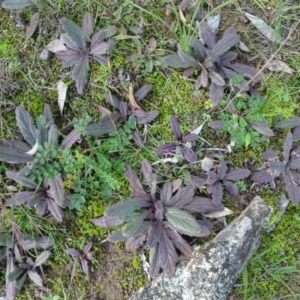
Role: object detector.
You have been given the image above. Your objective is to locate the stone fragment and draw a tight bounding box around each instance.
[129,196,271,300]
[39,49,50,61]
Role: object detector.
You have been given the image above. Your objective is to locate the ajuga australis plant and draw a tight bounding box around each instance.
[0,104,80,182]
[251,132,300,204]
[126,38,165,73]
[156,116,198,163]
[206,160,250,206]
[0,233,53,299]
[55,12,116,94]
[5,171,68,222]
[92,160,221,278]
[102,84,158,147]
[66,242,94,275]
[162,23,260,106]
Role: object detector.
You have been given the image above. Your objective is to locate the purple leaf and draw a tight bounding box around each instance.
[160,182,172,205]
[91,27,117,48]
[162,54,191,68]
[92,216,123,228]
[293,125,300,138]
[212,31,240,55]
[125,164,148,199]
[90,42,110,56]
[107,229,126,242]
[284,170,300,204]
[149,245,160,279]
[200,22,216,49]
[16,105,37,147]
[170,116,181,140]
[206,170,218,185]
[66,248,81,257]
[212,181,223,207]
[6,171,37,189]
[177,49,199,68]
[28,270,43,287]
[190,176,207,188]
[156,143,177,156]
[0,139,30,152]
[224,169,251,181]
[262,148,278,161]
[141,159,154,189]
[182,147,196,163]
[182,133,198,143]
[251,169,274,183]
[34,251,51,267]
[167,185,194,208]
[86,113,120,136]
[219,51,238,64]
[208,120,226,129]
[123,220,151,239]
[289,158,300,170]
[26,191,46,207]
[132,110,159,124]
[248,120,274,137]
[5,192,37,207]
[275,117,300,129]
[72,54,89,81]
[283,132,293,162]
[269,161,286,174]
[47,198,64,222]
[132,131,143,148]
[198,68,209,89]
[46,174,65,207]
[81,259,89,275]
[125,234,147,250]
[2,0,34,9]
[105,198,150,220]
[55,49,80,68]
[22,236,54,250]
[220,66,238,79]
[227,63,261,83]
[104,93,120,108]
[183,67,195,78]
[61,128,81,150]
[209,71,226,86]
[164,207,202,236]
[82,12,93,38]
[206,50,220,63]
[26,12,39,40]
[224,181,239,196]
[135,84,152,102]
[192,39,206,61]
[35,200,47,216]
[158,230,178,276]
[61,17,87,51]
[184,196,224,213]
[83,242,93,254]
[217,160,228,180]
[209,83,224,106]
[166,228,192,256]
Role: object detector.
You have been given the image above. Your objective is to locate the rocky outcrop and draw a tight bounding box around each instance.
[129,196,271,300]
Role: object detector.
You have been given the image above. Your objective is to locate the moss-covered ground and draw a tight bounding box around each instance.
[0,0,300,299]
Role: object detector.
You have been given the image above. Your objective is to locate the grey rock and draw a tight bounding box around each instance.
[129,196,271,300]
[39,49,50,61]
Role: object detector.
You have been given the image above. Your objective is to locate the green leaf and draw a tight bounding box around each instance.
[164,207,203,237]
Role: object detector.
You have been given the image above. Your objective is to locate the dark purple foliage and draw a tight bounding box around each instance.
[66,242,94,275]
[92,160,220,278]
[156,116,198,163]
[55,12,117,94]
[95,84,158,147]
[251,132,300,204]
[5,171,67,222]
[206,160,250,206]
[0,104,80,164]
[0,233,53,299]
[162,24,260,106]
